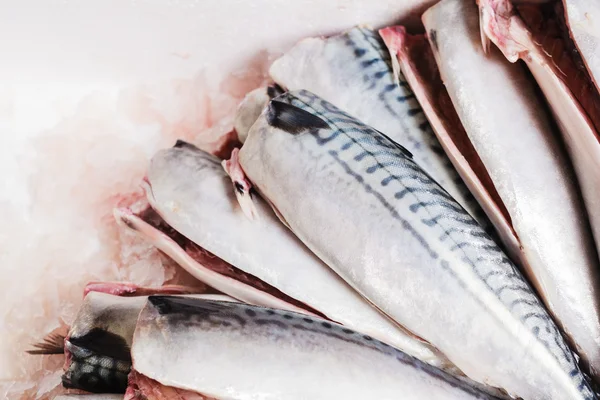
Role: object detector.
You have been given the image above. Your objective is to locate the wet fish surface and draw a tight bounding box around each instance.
[238,89,595,400]
[145,140,450,368]
[131,296,502,400]
[378,25,522,264]
[478,0,600,262]
[270,26,486,225]
[422,0,600,384]
[61,292,235,393]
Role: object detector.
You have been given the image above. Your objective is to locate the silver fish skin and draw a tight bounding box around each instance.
[269,26,487,225]
[63,292,235,393]
[423,0,600,384]
[132,296,501,400]
[478,0,600,271]
[146,140,449,369]
[238,90,595,400]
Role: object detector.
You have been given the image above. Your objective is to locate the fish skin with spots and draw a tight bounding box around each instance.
[131,296,503,400]
[237,89,596,400]
[269,26,487,226]
[145,140,450,370]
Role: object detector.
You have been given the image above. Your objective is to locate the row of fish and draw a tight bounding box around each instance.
[41,0,600,398]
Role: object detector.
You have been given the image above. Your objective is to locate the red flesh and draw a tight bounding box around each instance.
[212,130,242,160]
[516,1,600,139]
[135,207,327,319]
[380,26,514,235]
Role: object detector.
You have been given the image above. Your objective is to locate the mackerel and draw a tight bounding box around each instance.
[238,89,595,399]
[478,0,600,259]
[61,291,235,393]
[417,0,600,384]
[131,296,502,400]
[378,26,521,264]
[269,26,486,225]
[144,140,449,368]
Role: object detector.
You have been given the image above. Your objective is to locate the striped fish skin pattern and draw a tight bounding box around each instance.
[269,26,488,227]
[238,90,595,400]
[146,141,452,368]
[425,0,600,387]
[132,296,501,400]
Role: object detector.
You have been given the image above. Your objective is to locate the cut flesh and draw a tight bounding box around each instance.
[478,0,600,268]
[114,207,319,316]
[144,140,452,370]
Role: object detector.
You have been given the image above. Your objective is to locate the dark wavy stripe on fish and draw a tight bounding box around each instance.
[351,28,491,229]
[146,296,502,399]
[265,90,591,396]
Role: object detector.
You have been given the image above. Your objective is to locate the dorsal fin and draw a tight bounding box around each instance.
[266,101,330,135]
[373,128,413,159]
[174,139,200,150]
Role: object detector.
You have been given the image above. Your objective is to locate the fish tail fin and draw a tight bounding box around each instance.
[26,329,67,355]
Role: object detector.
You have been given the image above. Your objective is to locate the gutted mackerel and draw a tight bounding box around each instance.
[114,207,314,315]
[478,0,600,259]
[379,26,521,264]
[269,26,486,225]
[238,89,595,399]
[131,296,501,400]
[144,140,449,368]
[417,0,600,384]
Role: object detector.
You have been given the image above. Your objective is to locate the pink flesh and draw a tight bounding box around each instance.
[379,26,522,264]
[114,206,324,318]
[517,1,600,135]
[212,130,242,160]
[221,148,258,220]
[125,370,215,400]
[83,282,210,298]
